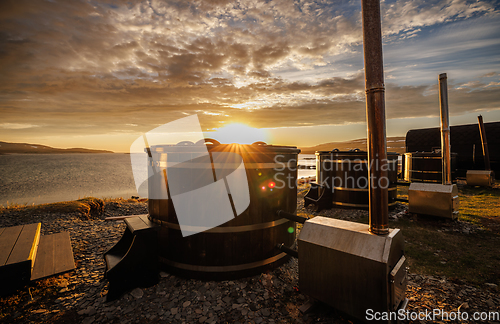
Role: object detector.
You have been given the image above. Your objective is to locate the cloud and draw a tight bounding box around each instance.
[381,0,497,40]
[386,80,500,120]
[383,15,500,85]
[0,0,498,141]
[480,72,499,78]
[0,123,40,129]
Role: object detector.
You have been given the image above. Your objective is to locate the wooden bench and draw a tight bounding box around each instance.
[0,223,41,294]
[0,223,75,295]
[104,214,159,301]
[31,232,75,281]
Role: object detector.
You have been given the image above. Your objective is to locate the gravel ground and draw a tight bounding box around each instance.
[0,193,498,323]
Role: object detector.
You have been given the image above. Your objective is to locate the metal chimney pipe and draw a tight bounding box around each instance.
[438,73,452,185]
[478,115,491,170]
[362,0,388,235]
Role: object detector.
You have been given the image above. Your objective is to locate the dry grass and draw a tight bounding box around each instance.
[459,185,500,230]
[0,197,105,220]
[0,197,143,213]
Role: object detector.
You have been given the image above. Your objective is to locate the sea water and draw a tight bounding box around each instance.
[0,153,315,207]
[0,153,137,207]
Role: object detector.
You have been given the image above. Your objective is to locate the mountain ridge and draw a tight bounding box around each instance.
[299,136,406,154]
[0,141,114,154]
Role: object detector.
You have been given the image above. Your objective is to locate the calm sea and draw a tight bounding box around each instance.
[0,153,137,207]
[0,153,316,207]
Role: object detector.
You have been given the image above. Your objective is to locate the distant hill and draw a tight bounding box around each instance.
[300,136,406,154]
[0,141,114,154]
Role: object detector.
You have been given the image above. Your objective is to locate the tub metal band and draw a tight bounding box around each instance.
[159,252,288,273]
[322,159,397,164]
[408,179,443,183]
[409,156,441,160]
[332,186,397,192]
[148,217,291,233]
[156,161,297,169]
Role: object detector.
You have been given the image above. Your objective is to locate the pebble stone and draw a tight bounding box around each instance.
[130,288,144,299]
[0,192,498,323]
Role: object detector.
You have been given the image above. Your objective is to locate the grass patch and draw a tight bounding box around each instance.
[0,197,105,220]
[101,196,143,203]
[0,201,31,209]
[396,218,500,285]
[458,185,500,229]
[392,182,500,286]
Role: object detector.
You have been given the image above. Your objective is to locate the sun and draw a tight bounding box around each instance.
[206,123,269,145]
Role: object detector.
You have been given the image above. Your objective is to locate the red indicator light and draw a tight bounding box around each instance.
[261,186,266,190]
[268,181,275,189]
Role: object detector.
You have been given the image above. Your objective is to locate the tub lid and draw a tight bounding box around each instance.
[315,148,399,157]
[149,139,301,154]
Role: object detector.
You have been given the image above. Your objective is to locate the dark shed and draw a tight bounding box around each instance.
[405,121,500,178]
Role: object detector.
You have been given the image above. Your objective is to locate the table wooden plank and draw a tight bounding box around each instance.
[139,215,155,228]
[53,232,75,275]
[31,234,54,281]
[105,214,148,221]
[125,217,149,233]
[7,223,41,266]
[31,232,75,281]
[0,225,23,266]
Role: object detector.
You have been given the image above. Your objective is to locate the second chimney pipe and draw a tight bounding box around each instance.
[439,73,452,185]
[478,115,491,171]
[362,0,388,235]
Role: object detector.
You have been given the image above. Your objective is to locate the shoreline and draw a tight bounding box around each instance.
[0,195,147,210]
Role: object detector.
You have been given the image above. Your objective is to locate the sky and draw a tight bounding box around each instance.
[1,0,499,152]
